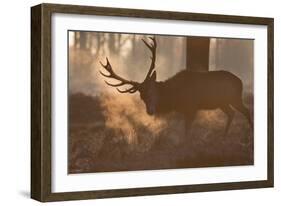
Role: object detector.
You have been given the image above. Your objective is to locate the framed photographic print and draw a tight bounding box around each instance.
[31,3,274,202]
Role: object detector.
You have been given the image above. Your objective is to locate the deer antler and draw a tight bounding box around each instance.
[99,57,139,93]
[142,36,157,81]
[100,36,157,94]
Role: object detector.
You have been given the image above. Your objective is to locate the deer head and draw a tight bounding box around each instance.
[100,37,158,115]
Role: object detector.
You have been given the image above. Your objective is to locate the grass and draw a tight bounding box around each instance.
[68,92,253,174]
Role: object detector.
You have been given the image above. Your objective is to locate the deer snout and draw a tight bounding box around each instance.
[146,107,155,115]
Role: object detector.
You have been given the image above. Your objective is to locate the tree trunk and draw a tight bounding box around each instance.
[186,36,210,71]
[74,32,79,49]
[108,34,117,55]
[79,32,87,50]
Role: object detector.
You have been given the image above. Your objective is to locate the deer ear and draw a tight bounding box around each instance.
[150,71,157,81]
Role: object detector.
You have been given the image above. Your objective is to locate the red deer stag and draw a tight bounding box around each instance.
[100,37,252,135]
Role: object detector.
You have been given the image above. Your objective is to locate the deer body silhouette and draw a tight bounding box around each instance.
[100,37,252,135]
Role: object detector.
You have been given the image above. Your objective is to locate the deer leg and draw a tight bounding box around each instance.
[220,105,235,136]
[231,100,252,129]
[231,100,253,145]
[184,112,196,136]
